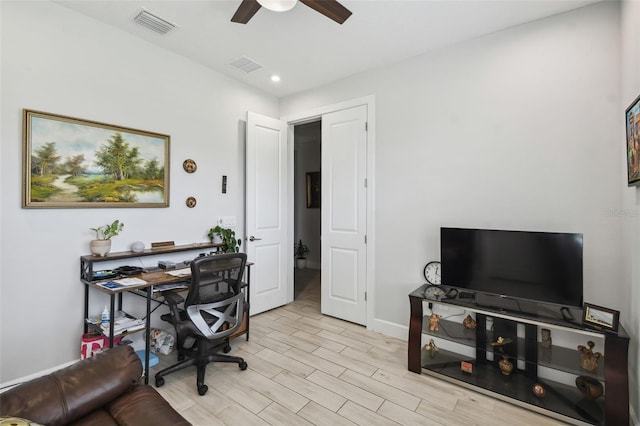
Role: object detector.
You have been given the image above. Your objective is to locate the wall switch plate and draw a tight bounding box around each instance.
[218,216,236,227]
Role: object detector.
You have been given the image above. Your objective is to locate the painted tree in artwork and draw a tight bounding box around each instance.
[94,133,142,180]
[64,154,86,176]
[32,141,61,176]
[143,158,163,180]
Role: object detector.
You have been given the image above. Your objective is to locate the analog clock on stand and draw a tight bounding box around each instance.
[423,261,443,299]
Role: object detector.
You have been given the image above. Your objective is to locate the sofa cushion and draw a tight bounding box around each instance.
[107,386,191,426]
[67,409,119,426]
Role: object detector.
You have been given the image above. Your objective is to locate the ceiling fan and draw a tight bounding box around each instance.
[231,0,352,25]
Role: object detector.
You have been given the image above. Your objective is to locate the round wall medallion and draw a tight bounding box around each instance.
[186,196,197,208]
[183,159,197,173]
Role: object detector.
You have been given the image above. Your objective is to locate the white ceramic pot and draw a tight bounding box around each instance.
[90,239,112,257]
[295,258,307,270]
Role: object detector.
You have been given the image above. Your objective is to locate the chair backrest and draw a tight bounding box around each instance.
[187,292,244,340]
[185,253,247,308]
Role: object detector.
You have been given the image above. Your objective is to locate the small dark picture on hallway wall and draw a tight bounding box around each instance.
[306,171,320,208]
[23,109,170,208]
[626,94,640,186]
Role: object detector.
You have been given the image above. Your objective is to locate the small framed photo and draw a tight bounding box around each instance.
[582,303,620,333]
[306,171,320,208]
[626,93,640,186]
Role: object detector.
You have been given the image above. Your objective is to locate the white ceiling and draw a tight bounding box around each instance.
[55,0,601,98]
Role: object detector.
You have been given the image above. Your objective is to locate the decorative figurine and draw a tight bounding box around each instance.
[425,338,439,352]
[532,383,546,398]
[498,355,513,375]
[541,328,552,349]
[425,339,439,358]
[575,375,604,400]
[577,340,602,372]
[491,336,512,347]
[463,314,477,329]
[428,313,441,331]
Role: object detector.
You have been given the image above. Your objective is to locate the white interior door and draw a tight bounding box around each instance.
[321,105,367,325]
[246,112,290,315]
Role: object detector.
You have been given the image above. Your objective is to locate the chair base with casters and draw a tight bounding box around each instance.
[155,338,247,396]
[155,253,249,396]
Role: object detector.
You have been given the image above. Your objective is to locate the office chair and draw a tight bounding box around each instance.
[155,253,248,396]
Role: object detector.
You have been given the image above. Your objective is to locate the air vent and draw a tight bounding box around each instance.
[229,56,263,73]
[133,10,176,35]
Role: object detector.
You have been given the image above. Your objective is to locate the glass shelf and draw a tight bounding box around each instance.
[420,348,605,425]
[421,314,605,380]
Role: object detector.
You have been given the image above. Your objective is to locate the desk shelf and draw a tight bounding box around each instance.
[80,242,222,281]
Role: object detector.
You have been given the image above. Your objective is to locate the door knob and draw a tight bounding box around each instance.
[248,236,262,241]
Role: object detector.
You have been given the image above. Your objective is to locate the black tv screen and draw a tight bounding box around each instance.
[441,228,583,308]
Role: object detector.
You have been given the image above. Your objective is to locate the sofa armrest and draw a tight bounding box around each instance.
[0,345,142,426]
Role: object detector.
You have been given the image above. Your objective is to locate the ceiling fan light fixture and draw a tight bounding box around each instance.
[257,0,297,12]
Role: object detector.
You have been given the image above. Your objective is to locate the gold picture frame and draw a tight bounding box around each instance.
[23,109,170,208]
[626,94,640,186]
[306,171,320,208]
[582,302,620,333]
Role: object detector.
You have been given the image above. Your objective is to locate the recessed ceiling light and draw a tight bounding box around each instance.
[271,75,281,83]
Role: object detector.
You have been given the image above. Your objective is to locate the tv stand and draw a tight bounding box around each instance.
[408,284,629,425]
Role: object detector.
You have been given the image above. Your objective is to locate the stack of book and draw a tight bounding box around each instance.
[101,316,145,336]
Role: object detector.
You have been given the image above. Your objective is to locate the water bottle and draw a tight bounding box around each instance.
[101,306,110,325]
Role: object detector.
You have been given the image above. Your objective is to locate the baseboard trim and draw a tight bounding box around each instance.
[368,318,408,341]
[0,359,78,393]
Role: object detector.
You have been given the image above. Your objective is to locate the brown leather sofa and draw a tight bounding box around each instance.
[0,345,191,426]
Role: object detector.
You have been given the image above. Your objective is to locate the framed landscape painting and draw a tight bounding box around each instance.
[626,94,640,186]
[23,109,170,208]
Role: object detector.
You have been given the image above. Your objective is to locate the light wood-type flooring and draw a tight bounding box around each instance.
[151,269,566,425]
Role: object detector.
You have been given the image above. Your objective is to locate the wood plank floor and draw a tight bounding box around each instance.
[151,269,567,425]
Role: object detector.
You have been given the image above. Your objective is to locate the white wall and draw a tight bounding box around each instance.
[620,1,640,422]
[0,1,278,382]
[281,2,623,333]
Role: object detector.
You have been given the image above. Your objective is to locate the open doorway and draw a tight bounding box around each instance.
[293,120,321,303]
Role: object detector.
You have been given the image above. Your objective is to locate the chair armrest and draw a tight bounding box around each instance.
[162,290,185,324]
[163,290,184,306]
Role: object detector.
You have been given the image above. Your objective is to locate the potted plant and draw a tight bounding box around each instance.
[294,239,310,269]
[208,225,241,253]
[89,220,124,257]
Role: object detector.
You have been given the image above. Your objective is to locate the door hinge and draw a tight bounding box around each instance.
[364,178,367,188]
[365,121,368,131]
[365,291,367,301]
[364,235,367,244]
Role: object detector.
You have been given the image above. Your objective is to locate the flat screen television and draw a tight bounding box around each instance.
[441,227,583,308]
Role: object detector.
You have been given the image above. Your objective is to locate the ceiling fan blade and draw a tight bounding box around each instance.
[300,0,352,24]
[231,0,262,24]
